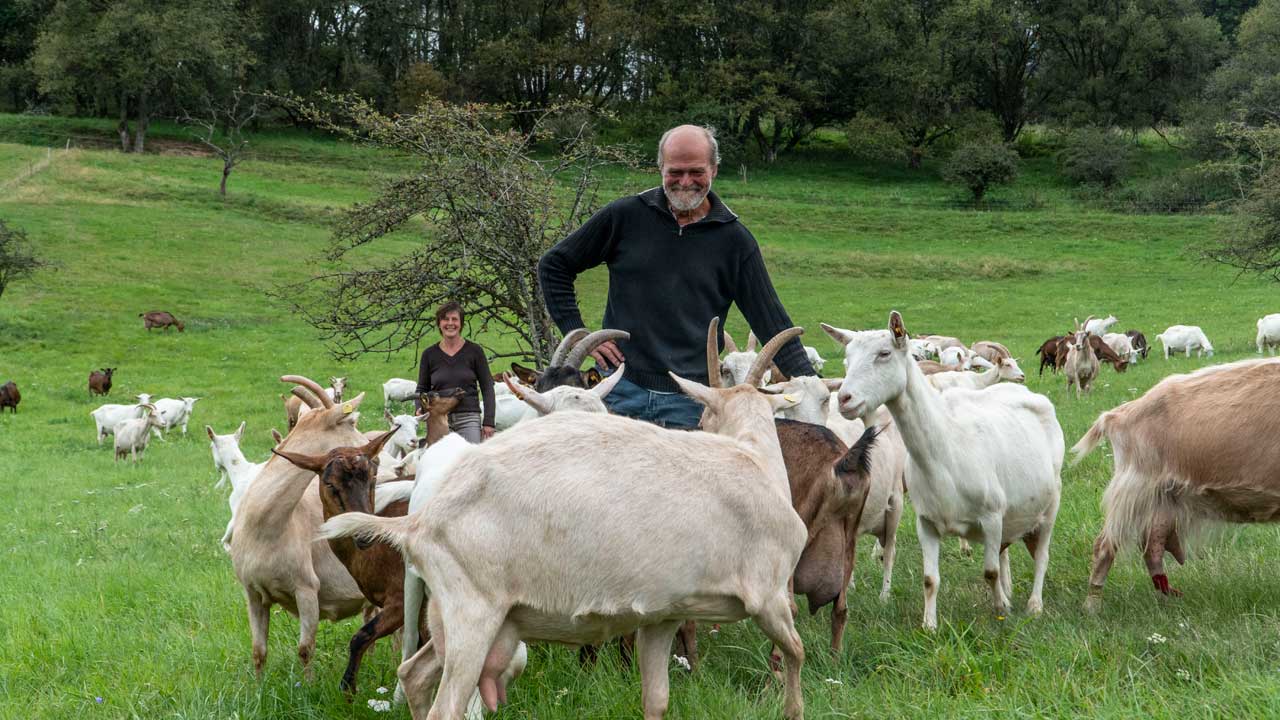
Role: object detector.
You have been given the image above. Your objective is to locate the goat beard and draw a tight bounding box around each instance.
[665,182,709,213]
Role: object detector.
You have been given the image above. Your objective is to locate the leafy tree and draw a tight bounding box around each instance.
[1058,127,1133,187]
[31,0,251,153]
[943,140,1020,201]
[1034,0,1224,129]
[276,95,630,366]
[953,0,1043,141]
[0,0,55,111]
[0,219,53,302]
[1201,0,1280,127]
[1202,0,1261,40]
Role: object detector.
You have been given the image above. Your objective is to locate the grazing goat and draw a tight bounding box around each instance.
[1072,358,1280,611]
[1084,314,1118,336]
[909,338,939,361]
[383,377,419,410]
[322,322,821,720]
[153,396,200,435]
[1125,330,1150,359]
[1257,314,1280,355]
[971,341,1012,364]
[1035,336,1065,376]
[825,311,1064,630]
[139,310,184,332]
[0,380,18,414]
[88,367,116,396]
[272,429,414,697]
[928,357,1026,391]
[284,376,347,429]
[114,404,165,461]
[1063,326,1100,398]
[230,375,371,679]
[1102,333,1139,364]
[1156,325,1214,359]
[919,334,964,353]
[90,400,152,444]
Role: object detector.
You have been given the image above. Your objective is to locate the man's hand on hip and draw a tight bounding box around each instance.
[591,340,625,370]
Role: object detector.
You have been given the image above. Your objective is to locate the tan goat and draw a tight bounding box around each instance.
[1073,358,1280,611]
[1063,318,1100,398]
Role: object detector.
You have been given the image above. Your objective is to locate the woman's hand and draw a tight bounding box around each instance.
[482,425,496,441]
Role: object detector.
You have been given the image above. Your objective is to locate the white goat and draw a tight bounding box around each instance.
[383,378,419,410]
[939,346,992,370]
[153,396,200,435]
[114,404,166,461]
[380,410,424,459]
[824,311,1064,629]
[928,357,1026,391]
[909,338,939,361]
[1063,326,1100,398]
[803,345,825,374]
[1257,314,1280,355]
[970,341,1012,364]
[502,366,625,416]
[720,330,770,385]
[770,375,907,602]
[919,334,964,352]
[1085,314,1118,336]
[1156,325,1214,359]
[91,401,150,444]
[1102,332,1139,364]
[208,422,271,550]
[324,326,812,720]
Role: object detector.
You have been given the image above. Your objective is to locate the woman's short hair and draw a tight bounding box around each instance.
[435,301,464,326]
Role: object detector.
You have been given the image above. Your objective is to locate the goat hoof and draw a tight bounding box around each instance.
[1026,598,1043,615]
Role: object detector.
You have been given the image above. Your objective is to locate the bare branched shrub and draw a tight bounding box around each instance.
[275,94,630,366]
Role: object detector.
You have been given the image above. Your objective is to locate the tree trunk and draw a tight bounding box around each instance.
[220,160,232,196]
[117,92,131,153]
[133,90,149,154]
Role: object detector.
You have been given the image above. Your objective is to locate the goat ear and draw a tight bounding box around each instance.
[510,363,540,386]
[820,323,855,347]
[235,421,245,442]
[746,332,759,352]
[591,364,626,400]
[769,361,789,383]
[271,429,284,446]
[361,427,398,459]
[271,447,328,473]
[583,367,603,387]
[669,372,720,410]
[206,425,216,441]
[384,409,395,425]
[836,425,879,482]
[824,378,844,391]
[333,392,366,424]
[888,311,908,349]
[766,392,800,412]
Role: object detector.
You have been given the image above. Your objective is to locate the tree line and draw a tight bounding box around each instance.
[0,0,1269,164]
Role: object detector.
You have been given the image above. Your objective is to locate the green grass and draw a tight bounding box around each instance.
[3,114,1280,719]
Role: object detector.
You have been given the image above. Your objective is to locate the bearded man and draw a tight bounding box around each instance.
[537,124,815,428]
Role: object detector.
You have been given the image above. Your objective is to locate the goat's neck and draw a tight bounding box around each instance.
[425,417,451,445]
[975,367,1002,389]
[223,453,257,489]
[884,359,960,482]
[238,458,316,533]
[722,409,791,500]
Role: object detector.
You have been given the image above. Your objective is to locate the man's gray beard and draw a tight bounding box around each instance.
[666,185,708,212]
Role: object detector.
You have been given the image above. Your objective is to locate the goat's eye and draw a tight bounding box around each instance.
[877,350,892,360]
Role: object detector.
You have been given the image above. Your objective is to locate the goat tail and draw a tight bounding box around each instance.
[1069,412,1110,466]
[317,513,412,552]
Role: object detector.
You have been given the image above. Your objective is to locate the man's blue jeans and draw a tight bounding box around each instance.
[602,373,704,430]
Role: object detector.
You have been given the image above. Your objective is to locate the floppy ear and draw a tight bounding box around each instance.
[888,311,908,349]
[271,447,328,473]
[510,363,540,385]
[820,323,855,347]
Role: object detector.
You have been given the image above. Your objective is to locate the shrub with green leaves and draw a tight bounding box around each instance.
[942,141,1020,202]
[1058,128,1133,187]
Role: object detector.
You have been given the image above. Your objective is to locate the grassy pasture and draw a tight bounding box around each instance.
[3,115,1280,719]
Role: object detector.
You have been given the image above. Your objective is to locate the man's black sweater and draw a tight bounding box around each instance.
[538,186,815,392]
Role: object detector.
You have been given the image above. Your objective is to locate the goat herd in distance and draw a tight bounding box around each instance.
[2,308,1279,720]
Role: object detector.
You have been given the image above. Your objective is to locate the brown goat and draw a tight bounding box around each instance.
[88,367,116,396]
[1073,358,1280,611]
[273,429,420,697]
[0,381,19,414]
[140,310,184,332]
[1036,336,1065,376]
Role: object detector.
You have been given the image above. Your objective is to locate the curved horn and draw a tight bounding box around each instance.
[1082,315,1096,332]
[549,328,590,367]
[721,330,739,354]
[290,385,323,409]
[707,317,723,388]
[564,329,630,369]
[745,327,804,387]
[281,375,334,408]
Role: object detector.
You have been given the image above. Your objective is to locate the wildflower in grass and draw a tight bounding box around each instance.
[1148,633,1167,644]
[673,655,691,671]
[367,699,391,712]
[824,678,843,685]
[1176,669,1192,681]
[376,687,388,695]
[95,697,102,704]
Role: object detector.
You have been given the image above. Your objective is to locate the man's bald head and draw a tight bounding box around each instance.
[657,125,720,169]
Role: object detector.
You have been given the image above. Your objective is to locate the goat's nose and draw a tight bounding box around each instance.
[838,391,852,406]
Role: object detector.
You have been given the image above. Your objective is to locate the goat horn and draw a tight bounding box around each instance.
[745,327,804,387]
[549,329,590,368]
[281,375,335,409]
[706,317,723,388]
[564,329,630,369]
[1082,315,1096,332]
[721,330,738,354]
[290,385,323,409]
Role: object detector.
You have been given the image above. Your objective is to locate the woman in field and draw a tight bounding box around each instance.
[416,301,496,442]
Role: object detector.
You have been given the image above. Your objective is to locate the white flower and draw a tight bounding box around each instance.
[1176,669,1192,681]
[824,678,843,685]
[673,655,691,671]
[367,699,392,712]
[376,687,389,695]
[1148,633,1167,644]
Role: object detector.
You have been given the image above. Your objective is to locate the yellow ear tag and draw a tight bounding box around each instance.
[783,394,798,403]
[342,402,354,414]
